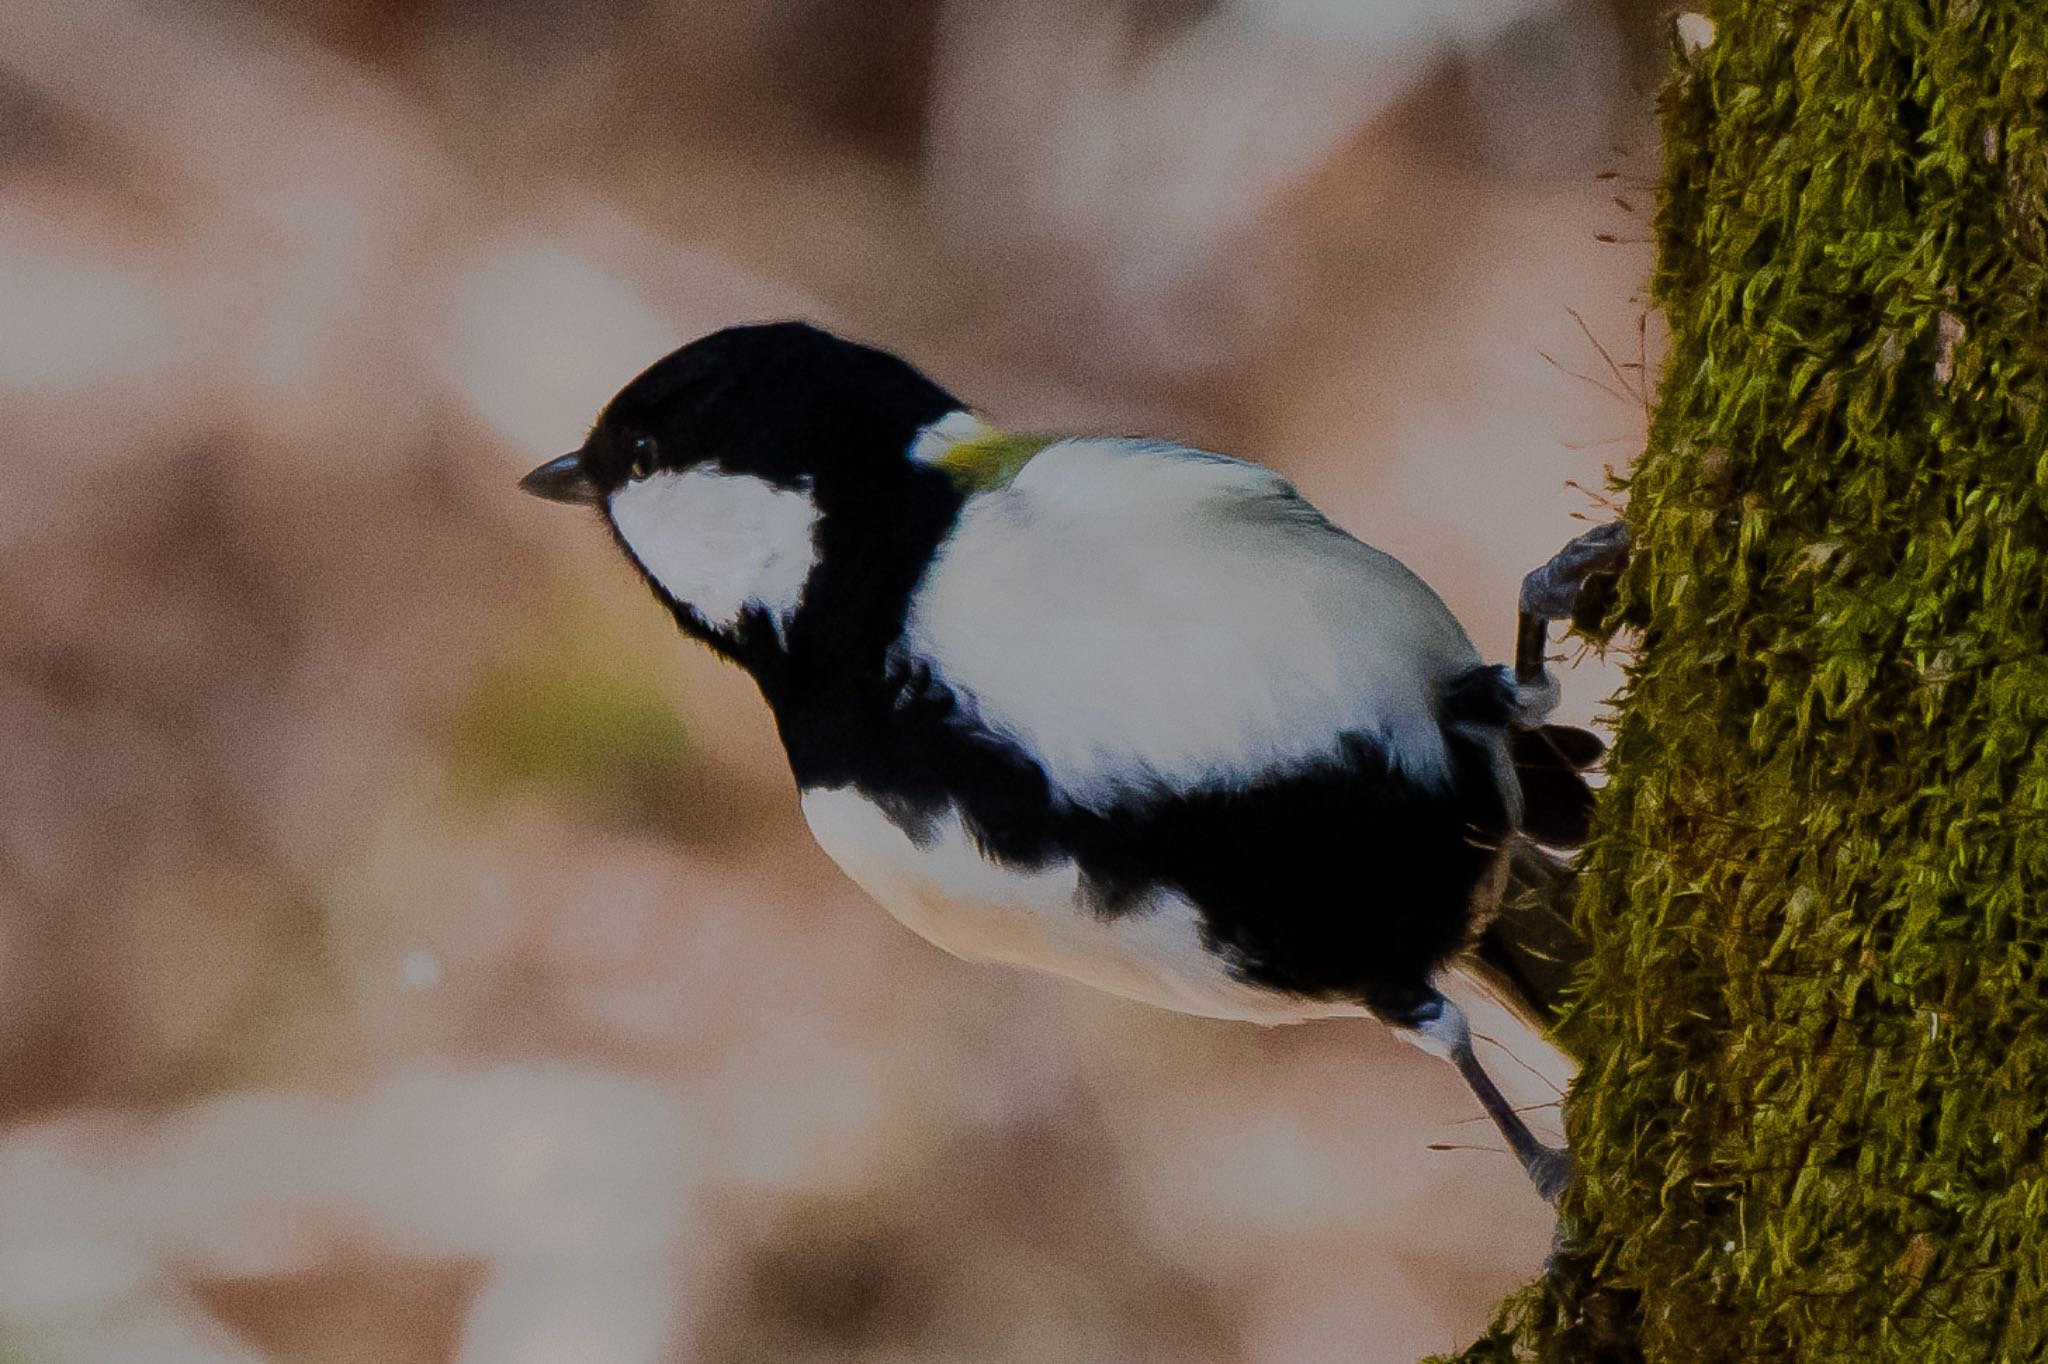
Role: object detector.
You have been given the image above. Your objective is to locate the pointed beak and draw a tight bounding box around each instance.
[519,449,602,506]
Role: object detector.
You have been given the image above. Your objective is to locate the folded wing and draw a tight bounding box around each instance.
[901,439,1488,813]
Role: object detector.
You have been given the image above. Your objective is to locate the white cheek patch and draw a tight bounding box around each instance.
[608,468,822,636]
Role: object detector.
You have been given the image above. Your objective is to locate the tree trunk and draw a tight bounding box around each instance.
[1442,2,2048,1358]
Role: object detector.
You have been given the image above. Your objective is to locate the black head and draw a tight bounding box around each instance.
[519,322,972,690]
[519,321,962,506]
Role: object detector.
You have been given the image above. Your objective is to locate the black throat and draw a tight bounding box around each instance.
[709,459,969,782]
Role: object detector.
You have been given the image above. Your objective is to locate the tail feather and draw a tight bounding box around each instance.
[1442,663,1605,848]
[1511,722,1604,848]
[1442,662,1604,1028]
[1470,842,1584,1029]
[1488,709,1604,1031]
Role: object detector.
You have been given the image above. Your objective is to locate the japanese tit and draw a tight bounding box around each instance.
[521,321,1605,1200]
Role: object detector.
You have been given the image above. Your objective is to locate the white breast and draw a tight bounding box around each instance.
[900,439,1481,812]
[800,787,1363,1024]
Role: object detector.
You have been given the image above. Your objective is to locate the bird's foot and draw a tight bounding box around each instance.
[1514,521,1631,685]
[1407,994,1576,1205]
[1519,521,1631,622]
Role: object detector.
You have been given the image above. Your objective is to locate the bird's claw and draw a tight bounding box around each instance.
[1515,521,1630,684]
[1518,521,1631,621]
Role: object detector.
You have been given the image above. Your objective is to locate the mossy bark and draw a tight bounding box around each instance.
[1441,2,2048,1359]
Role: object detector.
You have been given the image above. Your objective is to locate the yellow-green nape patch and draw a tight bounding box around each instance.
[935,431,1059,492]
[914,413,1056,492]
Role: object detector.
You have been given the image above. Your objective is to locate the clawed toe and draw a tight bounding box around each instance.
[1519,521,1631,622]
[1515,521,1630,683]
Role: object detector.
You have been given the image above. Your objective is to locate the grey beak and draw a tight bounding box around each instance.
[519,450,602,505]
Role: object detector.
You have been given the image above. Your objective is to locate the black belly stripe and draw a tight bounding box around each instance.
[774,663,1512,1019]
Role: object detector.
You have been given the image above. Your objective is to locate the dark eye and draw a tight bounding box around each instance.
[626,434,657,481]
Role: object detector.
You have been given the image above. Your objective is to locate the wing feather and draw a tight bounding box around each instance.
[900,439,1484,811]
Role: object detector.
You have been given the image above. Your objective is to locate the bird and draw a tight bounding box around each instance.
[519,320,1614,1202]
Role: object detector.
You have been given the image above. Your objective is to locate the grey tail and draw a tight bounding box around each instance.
[1442,663,1604,1028]
[1442,662,1604,850]
[1470,842,1585,1028]
[1510,720,1603,848]
[1482,721,1602,1028]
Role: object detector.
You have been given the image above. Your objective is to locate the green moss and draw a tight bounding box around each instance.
[1444,1,2048,1358]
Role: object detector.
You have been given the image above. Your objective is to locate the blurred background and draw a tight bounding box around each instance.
[0,0,1664,1359]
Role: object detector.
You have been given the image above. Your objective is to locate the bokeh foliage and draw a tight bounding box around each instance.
[1449,0,2048,1358]
[446,636,694,831]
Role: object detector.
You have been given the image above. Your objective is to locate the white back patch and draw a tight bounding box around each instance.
[901,439,1484,809]
[800,787,1362,1023]
[908,409,999,464]
[608,468,822,636]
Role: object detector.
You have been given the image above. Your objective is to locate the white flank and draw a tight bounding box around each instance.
[800,787,1364,1023]
[608,468,822,636]
[901,439,1483,810]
